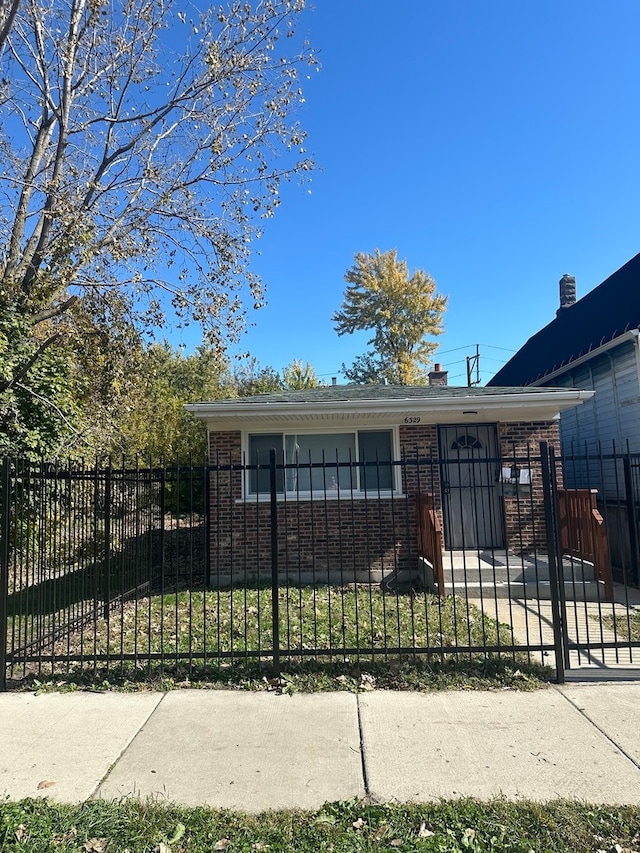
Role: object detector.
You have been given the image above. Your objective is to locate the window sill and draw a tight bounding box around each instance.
[239,491,404,503]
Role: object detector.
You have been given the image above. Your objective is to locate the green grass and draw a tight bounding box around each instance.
[89,586,515,658]
[0,797,639,852]
[600,609,640,642]
[10,586,553,691]
[26,654,549,695]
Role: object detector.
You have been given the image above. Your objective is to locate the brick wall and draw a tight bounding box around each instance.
[208,429,418,585]
[498,420,561,552]
[207,421,561,584]
[398,424,441,504]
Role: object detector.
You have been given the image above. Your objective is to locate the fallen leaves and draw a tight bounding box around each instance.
[359,672,376,691]
[84,840,109,853]
[418,821,435,838]
[214,840,231,851]
[261,676,285,691]
[166,823,186,845]
[37,780,56,790]
[371,824,391,842]
[462,827,477,848]
[54,828,77,846]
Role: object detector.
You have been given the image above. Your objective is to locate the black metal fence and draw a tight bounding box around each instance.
[0,458,209,685]
[1,444,639,688]
[562,442,640,586]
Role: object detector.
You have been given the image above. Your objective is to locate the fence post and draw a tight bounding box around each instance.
[0,459,10,691]
[623,453,640,586]
[540,441,566,684]
[549,445,571,669]
[205,457,211,590]
[269,449,280,678]
[103,465,111,620]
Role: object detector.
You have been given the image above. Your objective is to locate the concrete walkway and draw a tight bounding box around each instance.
[1,682,640,812]
[470,580,640,673]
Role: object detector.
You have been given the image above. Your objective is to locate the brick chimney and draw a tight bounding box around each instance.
[557,273,576,316]
[428,363,448,386]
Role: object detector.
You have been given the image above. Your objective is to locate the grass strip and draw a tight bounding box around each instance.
[600,611,640,642]
[0,797,638,852]
[25,654,552,694]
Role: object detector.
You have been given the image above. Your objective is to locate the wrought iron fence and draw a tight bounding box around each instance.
[1,444,639,688]
[562,443,640,585]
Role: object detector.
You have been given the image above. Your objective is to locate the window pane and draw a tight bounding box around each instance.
[248,434,283,494]
[285,433,356,492]
[359,430,393,491]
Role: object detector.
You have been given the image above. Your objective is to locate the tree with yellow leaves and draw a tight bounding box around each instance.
[332,249,447,385]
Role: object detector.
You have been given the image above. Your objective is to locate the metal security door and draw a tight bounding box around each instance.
[439,425,503,549]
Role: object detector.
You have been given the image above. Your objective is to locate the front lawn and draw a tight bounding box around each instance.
[8,586,553,691]
[87,586,516,660]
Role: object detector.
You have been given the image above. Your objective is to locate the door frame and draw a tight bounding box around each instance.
[437,423,505,550]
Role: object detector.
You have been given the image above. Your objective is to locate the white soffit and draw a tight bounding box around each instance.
[186,390,594,430]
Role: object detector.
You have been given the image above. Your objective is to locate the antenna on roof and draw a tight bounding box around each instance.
[466,344,480,387]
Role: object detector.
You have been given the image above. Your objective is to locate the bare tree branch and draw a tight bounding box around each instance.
[15,380,84,446]
[32,293,78,323]
[0,331,64,393]
[0,0,20,55]
[1,0,316,352]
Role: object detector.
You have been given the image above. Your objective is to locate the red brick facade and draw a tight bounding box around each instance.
[207,420,560,585]
[497,421,561,551]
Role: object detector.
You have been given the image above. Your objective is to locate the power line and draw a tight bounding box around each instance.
[319,342,514,381]
[438,342,517,355]
[482,344,518,353]
[437,344,476,355]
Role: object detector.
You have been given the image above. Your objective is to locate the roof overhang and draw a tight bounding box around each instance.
[528,329,640,385]
[186,389,595,431]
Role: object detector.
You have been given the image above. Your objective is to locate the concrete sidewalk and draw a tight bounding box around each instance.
[1,683,640,812]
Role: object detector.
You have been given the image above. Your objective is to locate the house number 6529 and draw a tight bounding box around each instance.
[404,417,421,424]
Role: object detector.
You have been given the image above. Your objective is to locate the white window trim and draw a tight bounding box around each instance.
[241,426,402,501]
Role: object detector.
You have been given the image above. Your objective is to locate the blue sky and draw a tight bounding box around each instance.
[177,1,640,385]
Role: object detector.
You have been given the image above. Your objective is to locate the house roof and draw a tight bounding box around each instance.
[488,252,640,386]
[186,383,593,429]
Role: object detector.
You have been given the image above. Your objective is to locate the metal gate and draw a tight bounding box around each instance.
[438,424,504,549]
[539,442,640,681]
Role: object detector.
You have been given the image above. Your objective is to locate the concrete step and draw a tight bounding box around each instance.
[446,579,608,601]
[441,550,597,583]
[445,564,597,586]
[428,551,605,601]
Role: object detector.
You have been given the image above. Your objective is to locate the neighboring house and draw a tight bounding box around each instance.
[488,253,640,457]
[186,373,590,587]
[488,254,640,568]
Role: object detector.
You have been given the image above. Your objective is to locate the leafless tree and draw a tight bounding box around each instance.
[0,0,316,392]
[0,0,20,55]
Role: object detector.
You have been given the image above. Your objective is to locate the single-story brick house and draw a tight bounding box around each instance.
[186,373,592,587]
